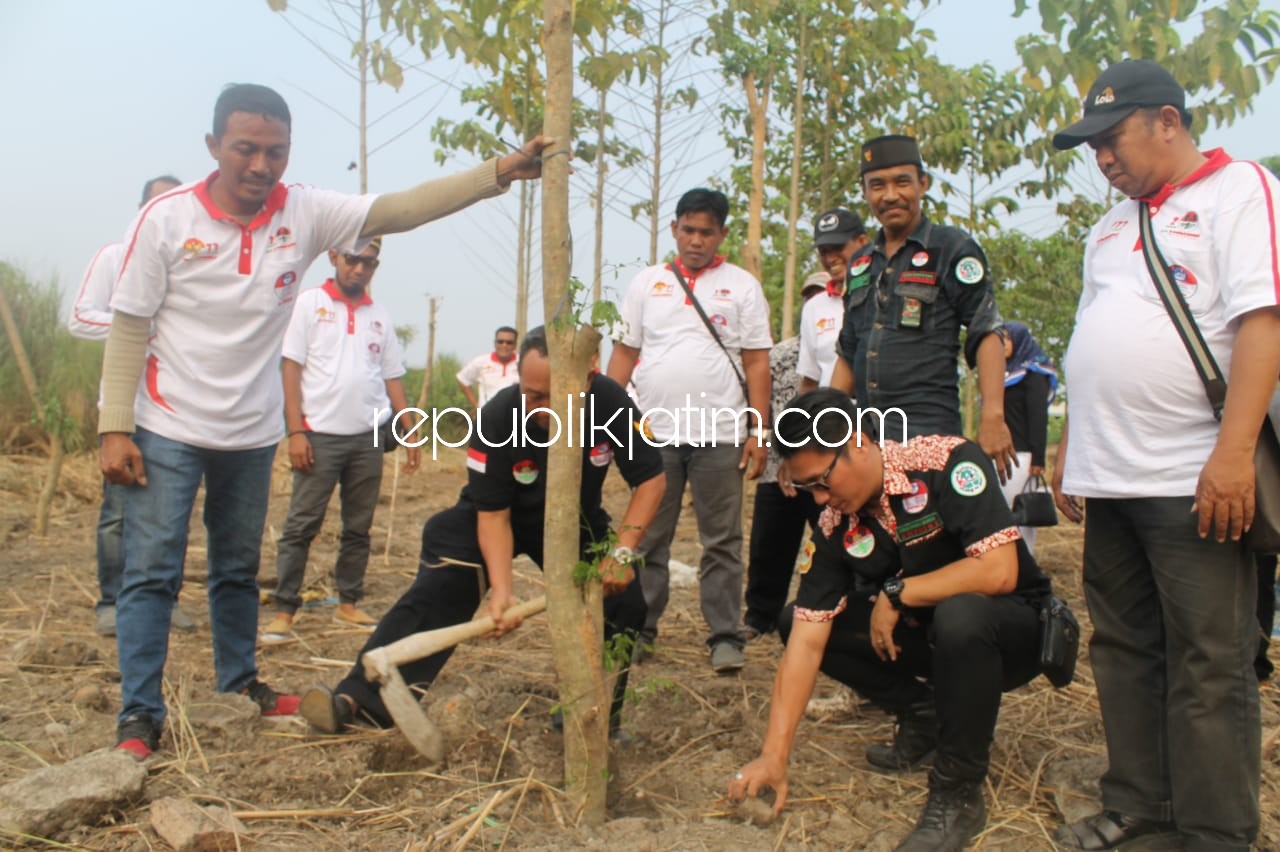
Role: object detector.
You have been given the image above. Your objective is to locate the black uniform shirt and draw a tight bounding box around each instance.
[793,436,1051,623]
[836,216,1003,437]
[423,375,664,567]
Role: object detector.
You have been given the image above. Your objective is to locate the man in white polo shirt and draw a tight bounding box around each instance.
[1049,60,1280,851]
[68,174,201,639]
[456,326,519,408]
[264,237,420,642]
[607,187,773,673]
[797,207,867,393]
[98,83,551,759]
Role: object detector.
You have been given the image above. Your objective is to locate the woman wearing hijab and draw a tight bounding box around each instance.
[999,321,1058,554]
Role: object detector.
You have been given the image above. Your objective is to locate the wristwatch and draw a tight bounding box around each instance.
[882,576,907,612]
[748,427,773,441]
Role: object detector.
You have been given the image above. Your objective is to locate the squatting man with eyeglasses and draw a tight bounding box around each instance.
[728,388,1055,852]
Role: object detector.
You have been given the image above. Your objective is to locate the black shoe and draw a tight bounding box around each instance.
[894,770,986,851]
[300,686,355,734]
[867,698,937,772]
[1052,810,1182,850]
[241,679,301,717]
[116,713,161,760]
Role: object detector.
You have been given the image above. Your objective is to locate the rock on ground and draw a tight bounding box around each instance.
[11,636,100,670]
[0,749,147,838]
[150,797,247,852]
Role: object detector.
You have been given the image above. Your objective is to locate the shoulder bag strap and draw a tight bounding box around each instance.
[1137,202,1228,419]
[668,263,751,398]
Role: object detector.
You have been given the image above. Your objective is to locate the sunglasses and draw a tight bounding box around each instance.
[791,450,843,492]
[341,254,380,269]
[495,338,517,345]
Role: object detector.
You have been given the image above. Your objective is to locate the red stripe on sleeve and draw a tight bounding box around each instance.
[1246,161,1280,303]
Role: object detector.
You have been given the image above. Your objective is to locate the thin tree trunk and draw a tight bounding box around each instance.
[743,71,770,282]
[648,0,667,265]
[780,14,808,340]
[818,56,834,212]
[358,0,369,194]
[516,181,529,336]
[541,0,609,826]
[592,33,608,302]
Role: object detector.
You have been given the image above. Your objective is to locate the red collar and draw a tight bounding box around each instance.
[1138,148,1233,207]
[194,170,288,231]
[669,254,726,281]
[490,351,517,365]
[826,280,845,298]
[322,278,372,307]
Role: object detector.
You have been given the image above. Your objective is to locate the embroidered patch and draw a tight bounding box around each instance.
[902,480,929,514]
[798,539,816,575]
[954,257,984,285]
[897,512,943,545]
[911,250,929,267]
[274,271,298,305]
[1170,264,1198,299]
[512,459,539,485]
[898,270,937,286]
[650,281,675,297]
[588,442,614,467]
[950,461,987,496]
[849,256,872,277]
[843,524,876,559]
[466,448,487,474]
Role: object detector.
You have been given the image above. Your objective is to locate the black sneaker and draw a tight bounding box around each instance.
[116,713,160,760]
[894,770,986,851]
[241,679,301,717]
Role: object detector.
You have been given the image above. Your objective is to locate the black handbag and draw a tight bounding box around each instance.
[1137,204,1280,554]
[1039,595,1080,688]
[377,415,399,454]
[1011,473,1058,528]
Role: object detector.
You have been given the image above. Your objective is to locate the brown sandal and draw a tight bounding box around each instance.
[1053,810,1181,850]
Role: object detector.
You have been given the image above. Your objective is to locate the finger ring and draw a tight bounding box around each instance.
[734,771,744,780]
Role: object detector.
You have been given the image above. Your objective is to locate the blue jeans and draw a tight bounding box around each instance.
[117,428,276,725]
[96,481,125,611]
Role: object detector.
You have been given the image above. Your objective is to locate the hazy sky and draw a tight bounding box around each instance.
[3,0,1277,367]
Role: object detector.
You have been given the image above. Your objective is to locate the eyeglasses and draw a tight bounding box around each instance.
[495,338,516,345]
[341,254,380,269]
[791,450,843,492]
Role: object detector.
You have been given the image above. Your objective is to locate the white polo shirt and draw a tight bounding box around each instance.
[615,259,773,444]
[282,280,405,436]
[1063,150,1280,498]
[68,242,125,341]
[111,172,376,450]
[457,352,519,406]
[797,288,845,386]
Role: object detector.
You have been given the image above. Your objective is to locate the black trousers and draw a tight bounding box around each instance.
[744,483,819,633]
[338,520,647,729]
[780,591,1041,783]
[1256,553,1277,681]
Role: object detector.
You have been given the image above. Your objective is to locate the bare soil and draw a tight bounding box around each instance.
[0,449,1276,850]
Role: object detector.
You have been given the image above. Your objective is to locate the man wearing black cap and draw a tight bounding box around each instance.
[829,136,1014,482]
[798,208,868,393]
[1050,59,1280,851]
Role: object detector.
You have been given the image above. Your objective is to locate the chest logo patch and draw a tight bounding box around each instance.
[709,313,728,326]
[911,251,930,267]
[816,316,837,332]
[267,226,296,252]
[513,459,540,485]
[181,238,219,261]
[902,480,929,514]
[651,281,675,297]
[843,523,876,559]
[712,287,733,301]
[954,257,984,285]
[849,256,872,278]
[315,307,337,324]
[798,539,816,575]
[1170,264,1199,299]
[274,271,298,305]
[950,461,987,497]
[589,442,614,467]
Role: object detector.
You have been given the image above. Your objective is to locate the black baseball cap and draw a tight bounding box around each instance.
[1052,60,1186,150]
[812,208,866,246]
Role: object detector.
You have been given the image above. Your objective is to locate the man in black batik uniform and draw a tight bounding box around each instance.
[730,389,1051,851]
[299,327,665,736]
